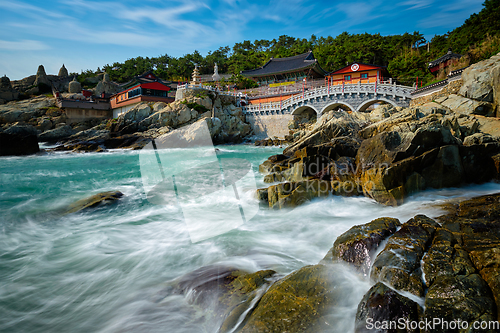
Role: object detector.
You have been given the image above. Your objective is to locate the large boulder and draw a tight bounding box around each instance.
[64,191,123,214]
[459,52,500,108]
[38,124,75,142]
[355,282,422,333]
[238,264,354,333]
[322,217,401,275]
[284,111,365,156]
[439,94,494,116]
[0,123,39,156]
[266,179,330,209]
[0,76,19,103]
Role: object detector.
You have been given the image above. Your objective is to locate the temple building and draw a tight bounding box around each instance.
[326,63,389,85]
[428,48,462,75]
[110,71,174,118]
[241,51,327,86]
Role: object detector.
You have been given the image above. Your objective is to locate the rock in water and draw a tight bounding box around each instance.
[38,124,75,142]
[238,264,349,333]
[64,191,123,214]
[0,123,39,156]
[355,282,422,333]
[370,215,439,297]
[322,217,401,275]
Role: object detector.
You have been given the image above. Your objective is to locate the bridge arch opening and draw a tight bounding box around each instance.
[320,102,354,115]
[291,106,318,129]
[357,98,399,112]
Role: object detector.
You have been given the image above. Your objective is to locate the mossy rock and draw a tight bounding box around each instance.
[64,191,123,214]
[238,264,346,333]
[323,217,401,275]
[219,270,277,332]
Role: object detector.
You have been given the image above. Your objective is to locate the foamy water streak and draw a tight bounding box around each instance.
[1,147,500,332]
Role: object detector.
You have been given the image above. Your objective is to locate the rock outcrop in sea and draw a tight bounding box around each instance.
[257,52,500,208]
[155,192,500,332]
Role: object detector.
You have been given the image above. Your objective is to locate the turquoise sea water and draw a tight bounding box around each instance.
[2,145,500,332]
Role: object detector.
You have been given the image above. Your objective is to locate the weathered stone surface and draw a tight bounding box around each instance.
[238,264,346,333]
[439,93,494,116]
[166,265,276,332]
[33,65,50,88]
[219,270,277,332]
[463,132,500,146]
[58,64,69,77]
[437,193,500,319]
[284,111,364,156]
[37,118,52,132]
[322,217,401,275]
[459,144,500,184]
[267,179,330,209]
[64,191,123,214]
[38,124,75,142]
[371,215,439,297]
[0,124,39,156]
[459,52,500,106]
[424,274,496,332]
[68,77,82,93]
[0,76,19,102]
[355,282,422,333]
[421,228,476,287]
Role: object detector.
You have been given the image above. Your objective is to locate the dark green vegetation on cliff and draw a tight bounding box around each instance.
[75,0,500,88]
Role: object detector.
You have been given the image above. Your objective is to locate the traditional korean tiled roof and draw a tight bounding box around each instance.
[241,51,327,77]
[428,48,462,69]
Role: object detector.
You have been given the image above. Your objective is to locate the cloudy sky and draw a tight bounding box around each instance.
[0,0,484,80]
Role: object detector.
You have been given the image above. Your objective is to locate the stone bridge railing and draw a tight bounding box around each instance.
[242,82,414,114]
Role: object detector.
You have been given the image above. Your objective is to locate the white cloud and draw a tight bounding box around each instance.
[400,0,434,10]
[0,0,69,19]
[417,0,483,28]
[0,39,49,51]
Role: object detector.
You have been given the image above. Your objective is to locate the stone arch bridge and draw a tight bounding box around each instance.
[177,82,414,138]
[242,82,414,137]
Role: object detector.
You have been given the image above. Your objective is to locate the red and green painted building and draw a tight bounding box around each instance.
[110,71,174,118]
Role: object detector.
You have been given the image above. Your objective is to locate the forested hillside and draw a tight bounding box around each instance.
[77,0,500,88]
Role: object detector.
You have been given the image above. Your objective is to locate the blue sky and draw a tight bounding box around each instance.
[0,0,484,80]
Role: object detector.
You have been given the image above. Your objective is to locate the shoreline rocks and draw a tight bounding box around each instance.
[169,193,500,332]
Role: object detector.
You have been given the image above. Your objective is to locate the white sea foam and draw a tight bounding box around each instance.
[1,146,499,332]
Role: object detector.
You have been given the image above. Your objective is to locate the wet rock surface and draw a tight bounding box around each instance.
[323,217,401,275]
[64,191,123,215]
[238,264,352,333]
[257,105,500,208]
[355,282,422,333]
[371,215,439,297]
